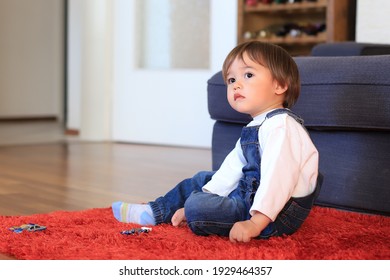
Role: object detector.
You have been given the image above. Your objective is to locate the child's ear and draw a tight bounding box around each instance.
[274,82,288,95]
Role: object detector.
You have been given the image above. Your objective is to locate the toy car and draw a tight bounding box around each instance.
[120,227,152,235]
[9,223,46,233]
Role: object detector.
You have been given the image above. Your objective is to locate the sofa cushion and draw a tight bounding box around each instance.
[293,55,390,131]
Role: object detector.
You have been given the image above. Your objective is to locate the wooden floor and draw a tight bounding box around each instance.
[0,121,212,259]
[0,142,212,215]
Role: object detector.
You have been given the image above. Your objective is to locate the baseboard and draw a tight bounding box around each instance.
[0,116,57,122]
[65,129,79,136]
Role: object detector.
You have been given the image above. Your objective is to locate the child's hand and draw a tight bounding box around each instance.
[229,212,271,243]
[229,220,262,243]
[171,208,186,227]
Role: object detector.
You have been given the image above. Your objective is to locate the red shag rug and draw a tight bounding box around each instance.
[0,207,389,260]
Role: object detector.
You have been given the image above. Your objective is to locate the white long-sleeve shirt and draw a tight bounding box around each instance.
[202,109,319,221]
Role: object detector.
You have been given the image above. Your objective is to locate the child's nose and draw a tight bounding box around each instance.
[233,81,242,90]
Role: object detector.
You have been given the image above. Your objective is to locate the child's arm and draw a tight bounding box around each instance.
[229,211,271,243]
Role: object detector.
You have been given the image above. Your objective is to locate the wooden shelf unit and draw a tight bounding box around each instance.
[237,0,356,56]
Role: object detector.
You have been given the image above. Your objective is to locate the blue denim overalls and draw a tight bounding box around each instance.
[149,109,323,238]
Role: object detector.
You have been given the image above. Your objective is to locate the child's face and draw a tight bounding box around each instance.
[225,53,285,118]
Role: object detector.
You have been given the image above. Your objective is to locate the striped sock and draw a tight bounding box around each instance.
[112,201,155,225]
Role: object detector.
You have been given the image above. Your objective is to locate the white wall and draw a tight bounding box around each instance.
[356,0,390,44]
[67,0,82,129]
[0,0,63,119]
[67,0,112,140]
[79,0,113,140]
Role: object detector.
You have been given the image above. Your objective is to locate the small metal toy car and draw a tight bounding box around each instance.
[120,227,152,235]
[9,223,46,233]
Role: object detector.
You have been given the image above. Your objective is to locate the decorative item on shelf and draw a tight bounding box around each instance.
[288,0,302,3]
[274,23,301,37]
[273,25,288,37]
[245,0,258,6]
[243,24,284,40]
[243,22,326,41]
[260,0,273,4]
[244,24,282,40]
[258,29,271,38]
[243,30,257,40]
[289,27,302,38]
[274,0,287,4]
[302,22,326,36]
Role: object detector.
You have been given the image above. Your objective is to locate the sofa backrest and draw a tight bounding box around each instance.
[311,42,390,56]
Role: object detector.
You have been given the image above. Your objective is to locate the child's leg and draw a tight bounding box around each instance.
[112,171,215,225]
[184,190,248,237]
[149,171,215,224]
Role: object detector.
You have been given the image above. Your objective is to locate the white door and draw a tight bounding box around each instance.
[112,0,237,148]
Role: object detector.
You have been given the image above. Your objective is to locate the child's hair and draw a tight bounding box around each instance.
[222,41,300,108]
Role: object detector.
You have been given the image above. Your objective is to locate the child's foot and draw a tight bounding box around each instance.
[112,202,156,225]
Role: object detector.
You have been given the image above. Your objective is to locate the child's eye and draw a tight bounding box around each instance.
[227,78,235,84]
[245,73,253,79]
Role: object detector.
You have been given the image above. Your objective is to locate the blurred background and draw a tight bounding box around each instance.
[0,0,388,148]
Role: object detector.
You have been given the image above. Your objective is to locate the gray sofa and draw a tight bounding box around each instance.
[311,42,390,56]
[207,54,390,216]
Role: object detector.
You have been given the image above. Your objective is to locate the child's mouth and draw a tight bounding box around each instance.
[234,93,244,101]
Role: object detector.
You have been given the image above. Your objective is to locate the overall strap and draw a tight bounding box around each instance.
[265,108,304,125]
[262,108,310,136]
